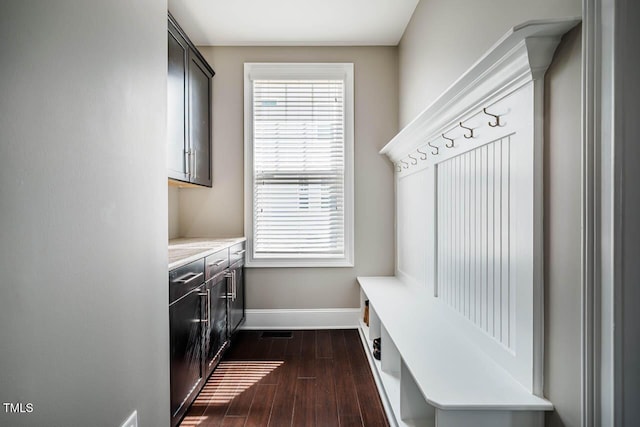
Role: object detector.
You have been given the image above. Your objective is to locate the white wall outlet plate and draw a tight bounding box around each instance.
[121,410,138,427]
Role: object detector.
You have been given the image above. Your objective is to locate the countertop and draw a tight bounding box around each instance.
[168,237,246,271]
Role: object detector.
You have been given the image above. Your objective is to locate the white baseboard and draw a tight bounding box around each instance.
[242,308,360,330]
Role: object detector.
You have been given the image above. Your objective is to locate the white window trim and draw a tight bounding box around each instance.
[243,62,355,268]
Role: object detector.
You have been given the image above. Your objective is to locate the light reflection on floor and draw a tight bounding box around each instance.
[179,416,208,426]
[179,360,284,427]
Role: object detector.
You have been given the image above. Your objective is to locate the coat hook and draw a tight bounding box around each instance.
[427,141,439,155]
[459,121,474,139]
[483,108,501,127]
[401,160,409,169]
[416,148,428,160]
[442,133,455,148]
[408,154,418,165]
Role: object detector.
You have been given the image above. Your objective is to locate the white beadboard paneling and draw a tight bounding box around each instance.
[437,137,513,349]
[427,82,540,393]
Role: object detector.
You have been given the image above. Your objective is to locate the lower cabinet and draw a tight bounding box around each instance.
[227,258,245,335]
[169,242,246,427]
[203,271,229,378]
[169,286,204,421]
[169,260,206,426]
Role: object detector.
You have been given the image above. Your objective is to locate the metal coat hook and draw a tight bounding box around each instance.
[408,154,418,165]
[401,160,409,169]
[483,108,501,127]
[416,148,428,160]
[442,133,455,148]
[459,121,474,139]
[427,141,439,155]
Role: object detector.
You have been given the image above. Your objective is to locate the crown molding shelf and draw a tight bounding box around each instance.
[381,18,581,166]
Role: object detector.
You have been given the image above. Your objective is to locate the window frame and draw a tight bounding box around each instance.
[243,62,354,268]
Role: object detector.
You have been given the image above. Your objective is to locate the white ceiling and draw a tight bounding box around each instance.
[168,0,419,46]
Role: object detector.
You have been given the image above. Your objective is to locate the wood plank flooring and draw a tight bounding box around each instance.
[180,329,389,427]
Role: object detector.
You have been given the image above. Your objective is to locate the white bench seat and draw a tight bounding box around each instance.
[358,276,552,427]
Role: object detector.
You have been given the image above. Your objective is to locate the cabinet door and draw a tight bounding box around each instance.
[229,262,245,335]
[169,287,204,419]
[187,50,213,187]
[203,274,228,377]
[167,21,189,182]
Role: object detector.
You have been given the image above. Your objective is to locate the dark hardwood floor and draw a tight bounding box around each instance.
[180,329,389,427]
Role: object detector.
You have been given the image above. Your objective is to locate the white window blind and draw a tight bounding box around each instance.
[244,63,354,267]
[253,79,345,257]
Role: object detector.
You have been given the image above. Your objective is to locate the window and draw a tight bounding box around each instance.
[244,63,354,267]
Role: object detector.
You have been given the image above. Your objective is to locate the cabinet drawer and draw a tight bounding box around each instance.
[205,249,229,279]
[229,242,246,265]
[169,258,205,304]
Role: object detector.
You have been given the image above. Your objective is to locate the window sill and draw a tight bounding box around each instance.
[246,258,354,268]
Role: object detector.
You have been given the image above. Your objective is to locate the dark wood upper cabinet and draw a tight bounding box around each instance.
[167,22,189,183]
[188,51,213,187]
[168,13,214,187]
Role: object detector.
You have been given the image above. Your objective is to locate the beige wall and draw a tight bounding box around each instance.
[169,186,180,239]
[616,0,640,421]
[174,46,397,309]
[398,1,583,426]
[398,0,581,127]
[0,1,169,426]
